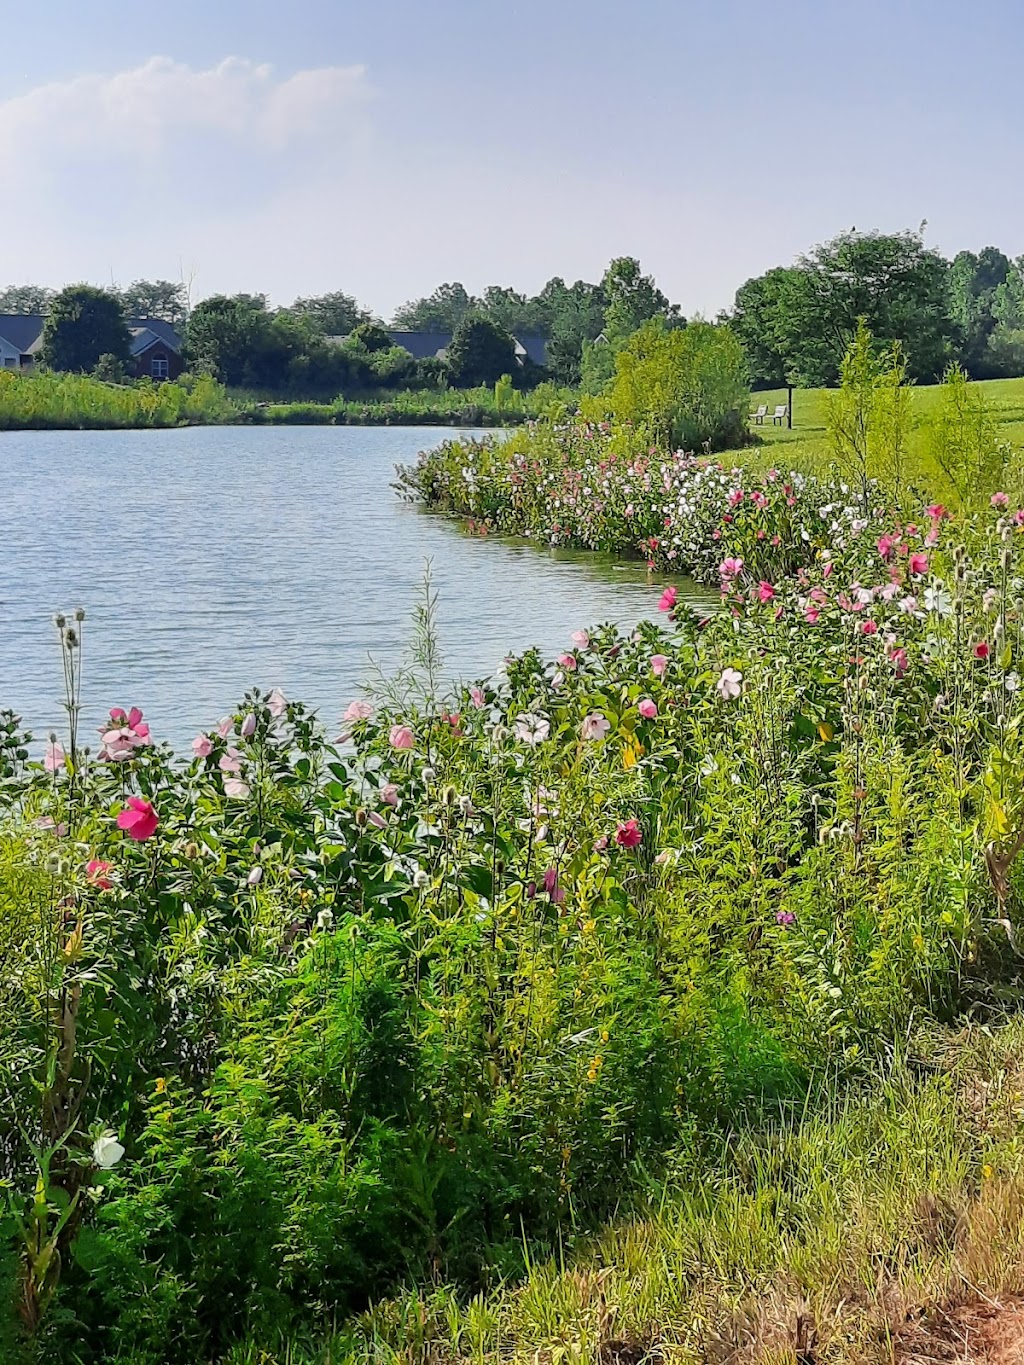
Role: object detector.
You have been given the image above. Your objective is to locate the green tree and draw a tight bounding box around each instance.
[601,256,681,344]
[479,285,545,336]
[347,321,394,353]
[40,286,131,373]
[948,247,1011,376]
[118,279,189,325]
[392,282,478,332]
[597,319,748,450]
[0,284,54,314]
[285,291,371,336]
[731,230,953,386]
[184,295,301,389]
[445,317,517,387]
[535,277,608,383]
[729,267,798,387]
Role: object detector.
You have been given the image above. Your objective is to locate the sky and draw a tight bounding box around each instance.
[2,0,1024,320]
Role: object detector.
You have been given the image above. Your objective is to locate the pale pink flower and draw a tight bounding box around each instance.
[570,630,590,649]
[991,492,1010,508]
[192,734,213,759]
[650,654,668,677]
[638,698,658,719]
[581,712,611,741]
[381,783,399,807]
[558,653,578,671]
[805,608,820,625]
[716,668,743,700]
[389,724,415,751]
[593,834,609,851]
[513,713,550,746]
[344,699,374,722]
[217,717,233,739]
[267,688,287,718]
[719,557,744,580]
[223,777,250,799]
[44,740,66,772]
[469,686,487,709]
[368,811,387,829]
[239,713,257,739]
[219,747,243,773]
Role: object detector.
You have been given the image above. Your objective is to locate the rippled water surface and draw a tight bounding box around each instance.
[1,426,709,746]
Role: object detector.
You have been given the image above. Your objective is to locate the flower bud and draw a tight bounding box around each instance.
[422,766,437,783]
[355,808,368,827]
[247,866,263,886]
[441,784,457,807]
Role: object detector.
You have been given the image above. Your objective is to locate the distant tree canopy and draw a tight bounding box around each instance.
[117,280,190,325]
[40,286,131,374]
[283,291,372,337]
[445,317,518,387]
[391,257,681,387]
[0,284,55,314]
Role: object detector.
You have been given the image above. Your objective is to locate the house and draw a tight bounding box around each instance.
[127,320,184,380]
[0,315,184,379]
[385,330,549,369]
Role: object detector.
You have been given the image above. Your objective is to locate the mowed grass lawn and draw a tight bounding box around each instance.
[728,376,1024,476]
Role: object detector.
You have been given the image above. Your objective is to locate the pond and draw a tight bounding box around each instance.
[1,425,710,747]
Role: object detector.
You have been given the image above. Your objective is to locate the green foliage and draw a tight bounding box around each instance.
[40,286,131,374]
[348,321,395,353]
[596,319,749,450]
[284,291,371,337]
[392,282,478,332]
[0,370,236,430]
[730,229,953,386]
[825,320,914,507]
[0,284,54,314]
[600,256,683,344]
[922,362,1007,510]
[116,280,189,326]
[444,317,517,387]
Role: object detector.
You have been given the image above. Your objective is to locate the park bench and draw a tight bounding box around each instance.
[750,404,769,424]
[772,404,789,425]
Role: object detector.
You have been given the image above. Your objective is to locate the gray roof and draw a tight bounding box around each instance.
[0,314,182,358]
[0,315,46,354]
[388,330,548,367]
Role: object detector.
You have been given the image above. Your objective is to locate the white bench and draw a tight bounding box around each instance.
[772,404,789,425]
[750,404,769,424]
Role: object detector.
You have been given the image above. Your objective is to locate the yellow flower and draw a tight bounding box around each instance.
[601,1029,609,1043]
[154,1077,167,1095]
[983,1163,994,1180]
[582,919,596,935]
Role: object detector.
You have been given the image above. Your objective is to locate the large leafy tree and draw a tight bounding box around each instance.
[730,230,953,386]
[284,291,371,337]
[729,267,800,387]
[536,277,608,383]
[445,316,517,387]
[185,295,301,389]
[392,282,479,332]
[0,284,54,314]
[40,286,131,373]
[118,279,190,325]
[601,256,682,344]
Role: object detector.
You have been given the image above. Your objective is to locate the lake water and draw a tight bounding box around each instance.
[1,426,708,748]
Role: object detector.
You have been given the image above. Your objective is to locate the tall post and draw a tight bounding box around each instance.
[787,383,793,430]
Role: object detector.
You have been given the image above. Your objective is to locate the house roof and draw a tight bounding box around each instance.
[0,314,183,358]
[129,327,175,357]
[388,330,549,367]
[0,315,46,354]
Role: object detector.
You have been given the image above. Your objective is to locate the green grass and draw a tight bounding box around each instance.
[735,376,1024,474]
[222,1022,1024,1364]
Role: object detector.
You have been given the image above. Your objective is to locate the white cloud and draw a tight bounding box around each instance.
[0,55,372,164]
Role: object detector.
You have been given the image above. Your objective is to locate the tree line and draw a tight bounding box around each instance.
[0,258,683,394]
[728,229,1024,388]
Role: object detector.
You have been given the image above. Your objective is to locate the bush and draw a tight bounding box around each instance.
[592,319,749,450]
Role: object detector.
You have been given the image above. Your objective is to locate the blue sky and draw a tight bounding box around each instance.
[2,0,1023,318]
